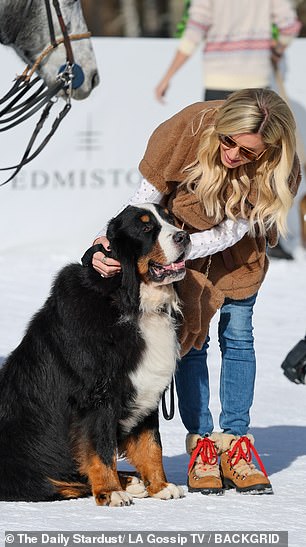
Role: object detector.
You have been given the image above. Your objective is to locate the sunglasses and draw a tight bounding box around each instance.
[218,134,266,162]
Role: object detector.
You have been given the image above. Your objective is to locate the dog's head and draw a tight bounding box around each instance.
[106,204,191,310]
[107,204,191,284]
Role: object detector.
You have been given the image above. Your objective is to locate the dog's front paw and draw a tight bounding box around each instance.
[152,483,185,500]
[95,490,134,507]
[109,491,134,506]
[125,476,149,498]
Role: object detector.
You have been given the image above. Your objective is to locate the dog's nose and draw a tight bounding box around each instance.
[173,231,190,246]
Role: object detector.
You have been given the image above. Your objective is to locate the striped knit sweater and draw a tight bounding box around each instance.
[179,0,301,90]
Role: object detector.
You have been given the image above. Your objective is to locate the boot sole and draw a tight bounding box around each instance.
[223,478,273,495]
[188,485,224,495]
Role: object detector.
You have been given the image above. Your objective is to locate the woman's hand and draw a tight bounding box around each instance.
[155,78,170,103]
[92,236,121,277]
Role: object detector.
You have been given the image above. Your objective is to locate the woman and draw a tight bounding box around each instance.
[92,89,301,496]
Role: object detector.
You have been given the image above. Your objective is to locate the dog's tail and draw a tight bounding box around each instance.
[49,478,91,499]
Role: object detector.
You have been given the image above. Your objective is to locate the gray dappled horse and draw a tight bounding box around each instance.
[0,0,99,100]
[0,0,99,183]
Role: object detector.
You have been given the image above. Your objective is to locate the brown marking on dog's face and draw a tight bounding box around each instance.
[123,430,168,496]
[137,241,168,282]
[139,214,151,223]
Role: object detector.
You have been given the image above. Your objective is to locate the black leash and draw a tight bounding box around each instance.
[161,377,175,420]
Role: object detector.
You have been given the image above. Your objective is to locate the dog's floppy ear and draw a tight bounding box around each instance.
[117,255,140,312]
[107,216,140,313]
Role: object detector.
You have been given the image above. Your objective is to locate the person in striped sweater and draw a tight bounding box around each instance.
[155,0,301,103]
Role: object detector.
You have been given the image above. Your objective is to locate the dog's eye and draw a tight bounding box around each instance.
[143,223,153,232]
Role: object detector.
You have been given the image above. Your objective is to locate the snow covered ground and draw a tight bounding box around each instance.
[0,241,305,547]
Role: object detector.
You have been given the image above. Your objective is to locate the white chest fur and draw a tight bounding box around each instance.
[120,283,180,433]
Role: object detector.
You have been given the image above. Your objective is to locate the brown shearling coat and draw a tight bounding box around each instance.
[139,102,301,356]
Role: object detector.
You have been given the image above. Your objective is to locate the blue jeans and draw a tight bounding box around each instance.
[175,294,257,436]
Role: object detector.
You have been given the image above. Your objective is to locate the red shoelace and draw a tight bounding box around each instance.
[188,437,218,472]
[227,436,268,477]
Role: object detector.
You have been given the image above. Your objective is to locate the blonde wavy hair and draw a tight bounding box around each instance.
[184,88,297,237]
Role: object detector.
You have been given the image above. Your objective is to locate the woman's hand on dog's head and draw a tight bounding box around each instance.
[92,236,121,277]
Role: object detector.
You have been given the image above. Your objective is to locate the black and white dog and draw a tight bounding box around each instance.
[0,204,190,506]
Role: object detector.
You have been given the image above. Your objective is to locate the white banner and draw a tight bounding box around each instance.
[0,37,305,255]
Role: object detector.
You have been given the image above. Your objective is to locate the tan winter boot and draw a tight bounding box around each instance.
[186,434,224,495]
[219,434,273,494]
